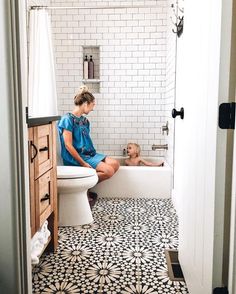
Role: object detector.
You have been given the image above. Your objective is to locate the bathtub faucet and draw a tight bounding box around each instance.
[122,148,127,156]
[152,144,168,150]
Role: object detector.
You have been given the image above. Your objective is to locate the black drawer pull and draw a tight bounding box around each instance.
[40,193,50,202]
[39,146,49,152]
[30,141,38,163]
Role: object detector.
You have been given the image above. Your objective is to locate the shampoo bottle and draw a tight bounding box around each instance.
[88,55,94,79]
[83,55,88,79]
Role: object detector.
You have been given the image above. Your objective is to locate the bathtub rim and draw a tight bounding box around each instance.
[111,156,169,169]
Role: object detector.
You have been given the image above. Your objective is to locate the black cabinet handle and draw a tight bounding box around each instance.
[30,141,38,163]
[39,146,49,152]
[172,107,184,119]
[40,193,50,202]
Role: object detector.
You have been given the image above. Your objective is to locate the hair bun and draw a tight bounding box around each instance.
[79,85,89,94]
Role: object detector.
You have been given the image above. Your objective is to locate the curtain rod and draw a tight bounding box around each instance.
[29,5,158,10]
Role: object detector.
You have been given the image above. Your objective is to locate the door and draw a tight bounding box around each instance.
[228,105,236,293]
[228,1,236,291]
[0,0,31,293]
[173,0,234,293]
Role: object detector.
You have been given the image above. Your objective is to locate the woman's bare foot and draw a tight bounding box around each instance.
[87,191,98,208]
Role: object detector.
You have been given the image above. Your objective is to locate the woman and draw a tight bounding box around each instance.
[58,86,120,184]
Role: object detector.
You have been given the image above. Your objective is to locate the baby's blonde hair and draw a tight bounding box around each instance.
[127,143,141,157]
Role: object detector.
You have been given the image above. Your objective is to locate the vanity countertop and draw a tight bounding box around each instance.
[27,115,61,127]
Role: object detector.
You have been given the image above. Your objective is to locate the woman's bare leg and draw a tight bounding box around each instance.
[96,158,120,183]
[96,162,114,182]
[104,157,120,172]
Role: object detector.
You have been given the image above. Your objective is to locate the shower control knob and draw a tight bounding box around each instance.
[172,107,184,119]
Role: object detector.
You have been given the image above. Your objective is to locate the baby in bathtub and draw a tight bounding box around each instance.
[125,143,164,166]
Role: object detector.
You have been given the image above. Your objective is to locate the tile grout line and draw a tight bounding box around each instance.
[134,198,142,289]
[32,198,189,294]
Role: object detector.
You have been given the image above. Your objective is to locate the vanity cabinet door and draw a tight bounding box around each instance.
[33,124,53,179]
[35,169,54,228]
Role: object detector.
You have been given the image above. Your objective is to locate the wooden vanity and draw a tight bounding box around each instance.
[28,116,60,252]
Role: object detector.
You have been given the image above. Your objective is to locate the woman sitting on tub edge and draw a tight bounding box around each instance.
[125,143,164,167]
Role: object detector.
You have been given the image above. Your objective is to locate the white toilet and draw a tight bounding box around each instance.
[57,166,98,226]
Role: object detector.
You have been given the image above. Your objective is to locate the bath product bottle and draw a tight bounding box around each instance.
[88,55,94,79]
[83,55,88,79]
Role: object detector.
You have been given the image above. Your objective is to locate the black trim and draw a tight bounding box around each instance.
[213,287,228,294]
[27,115,61,127]
[219,102,235,129]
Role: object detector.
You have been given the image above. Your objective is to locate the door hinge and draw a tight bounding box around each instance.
[213,287,228,294]
[219,102,235,129]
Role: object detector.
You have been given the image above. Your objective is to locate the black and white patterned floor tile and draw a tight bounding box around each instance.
[32,198,189,294]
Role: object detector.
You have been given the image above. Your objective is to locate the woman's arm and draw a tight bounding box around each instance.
[63,129,92,168]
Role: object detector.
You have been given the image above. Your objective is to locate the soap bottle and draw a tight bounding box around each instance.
[88,55,94,79]
[83,55,88,79]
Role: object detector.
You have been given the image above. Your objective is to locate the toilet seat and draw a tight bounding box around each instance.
[57,166,96,179]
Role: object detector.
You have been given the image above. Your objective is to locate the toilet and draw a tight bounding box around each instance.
[57,166,98,226]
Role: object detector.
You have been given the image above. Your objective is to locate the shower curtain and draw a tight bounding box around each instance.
[28,9,58,117]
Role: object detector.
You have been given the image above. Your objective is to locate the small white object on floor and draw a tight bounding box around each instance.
[31,220,51,264]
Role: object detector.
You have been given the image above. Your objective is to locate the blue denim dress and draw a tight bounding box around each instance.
[58,113,105,169]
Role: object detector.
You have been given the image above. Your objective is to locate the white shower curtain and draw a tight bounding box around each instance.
[28,9,58,117]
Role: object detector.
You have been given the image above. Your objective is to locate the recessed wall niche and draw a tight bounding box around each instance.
[82,46,100,93]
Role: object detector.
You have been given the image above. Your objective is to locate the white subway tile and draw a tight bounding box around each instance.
[51,0,172,157]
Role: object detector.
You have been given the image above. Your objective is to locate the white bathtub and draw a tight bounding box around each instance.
[91,157,172,198]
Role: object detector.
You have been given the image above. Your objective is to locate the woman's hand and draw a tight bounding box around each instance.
[82,162,92,168]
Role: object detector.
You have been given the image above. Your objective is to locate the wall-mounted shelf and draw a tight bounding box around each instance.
[82,46,100,93]
[82,79,101,84]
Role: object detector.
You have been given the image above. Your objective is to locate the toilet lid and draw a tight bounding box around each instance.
[57,166,97,179]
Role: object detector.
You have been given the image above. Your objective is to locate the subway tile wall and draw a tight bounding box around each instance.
[28,0,51,6]
[50,0,168,158]
[27,0,176,165]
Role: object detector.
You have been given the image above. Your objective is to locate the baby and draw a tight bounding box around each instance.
[125,143,164,166]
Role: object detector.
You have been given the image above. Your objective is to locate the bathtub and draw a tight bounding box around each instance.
[91,157,172,198]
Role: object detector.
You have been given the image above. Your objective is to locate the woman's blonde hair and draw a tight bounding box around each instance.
[127,143,141,156]
[74,85,95,106]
